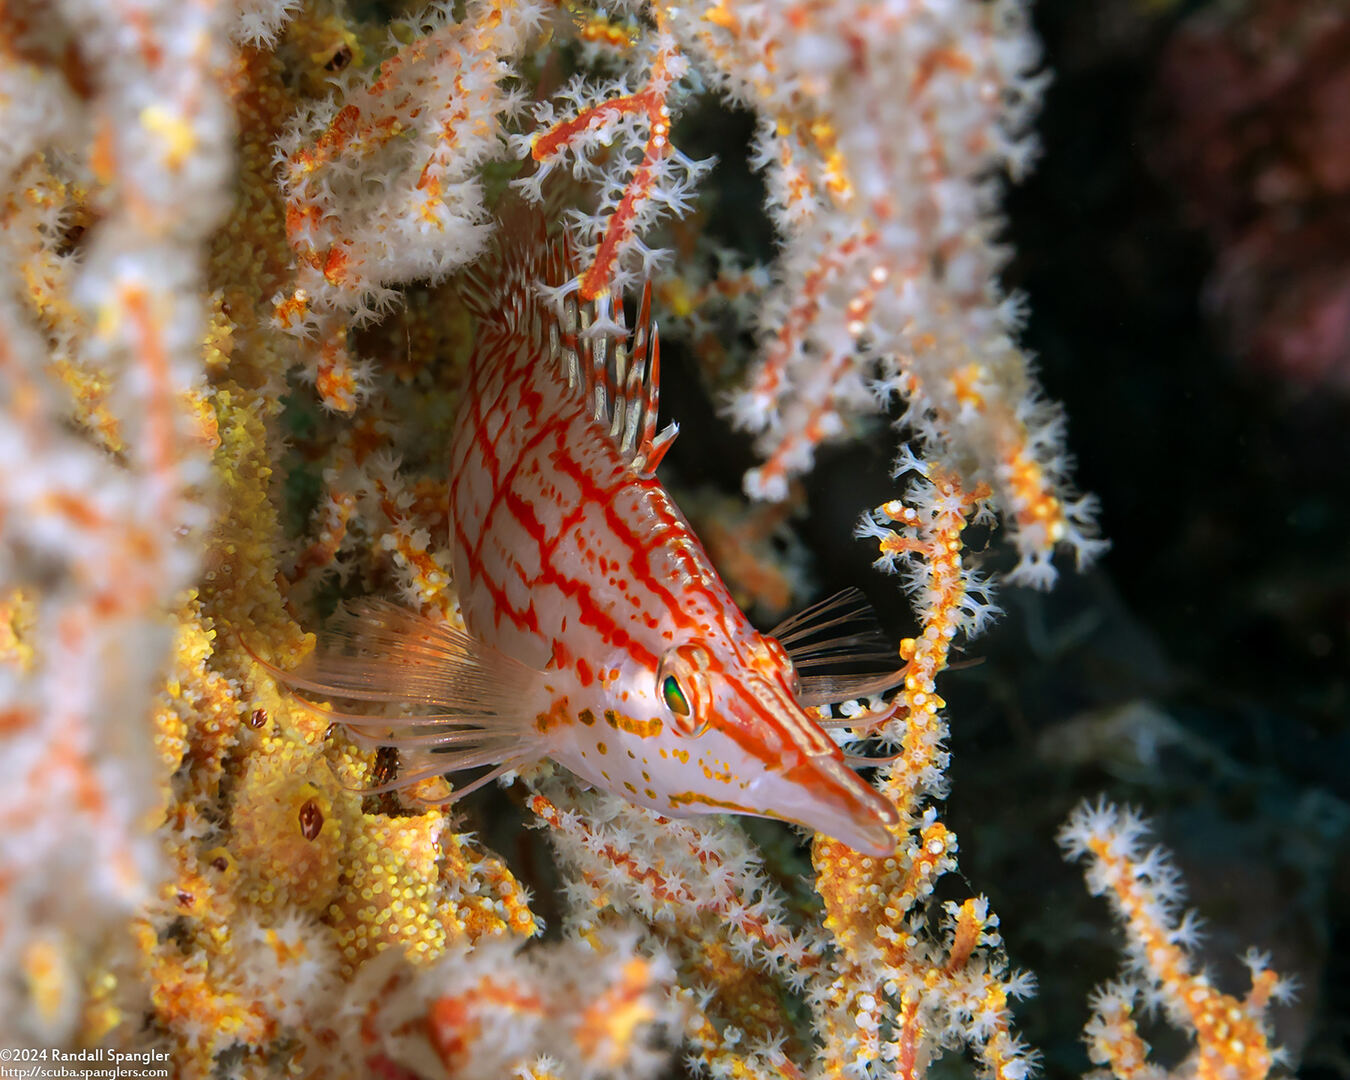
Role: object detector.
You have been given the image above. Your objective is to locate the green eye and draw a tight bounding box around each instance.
[662,675,690,716]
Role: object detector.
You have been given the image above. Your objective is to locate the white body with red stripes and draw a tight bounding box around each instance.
[444,233,897,854]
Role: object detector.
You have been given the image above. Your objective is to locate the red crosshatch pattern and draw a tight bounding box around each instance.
[442,223,900,853]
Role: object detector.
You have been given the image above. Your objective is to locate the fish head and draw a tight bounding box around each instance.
[649,632,899,856]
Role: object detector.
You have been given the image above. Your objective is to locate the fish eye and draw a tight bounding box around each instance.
[658,669,707,737]
[662,674,690,716]
[659,644,712,737]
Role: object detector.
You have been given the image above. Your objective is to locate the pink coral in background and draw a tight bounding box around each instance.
[1153,0,1350,391]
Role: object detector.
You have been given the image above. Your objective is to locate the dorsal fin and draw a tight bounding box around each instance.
[461,210,678,477]
[551,279,679,477]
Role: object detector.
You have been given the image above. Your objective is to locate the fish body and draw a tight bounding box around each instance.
[292,224,899,855]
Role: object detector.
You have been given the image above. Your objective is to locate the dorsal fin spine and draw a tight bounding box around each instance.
[464,214,678,474]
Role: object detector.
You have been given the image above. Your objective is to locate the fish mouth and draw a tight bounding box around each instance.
[730,675,900,856]
[779,754,899,856]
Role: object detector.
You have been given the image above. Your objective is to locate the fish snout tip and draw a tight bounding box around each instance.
[798,756,899,857]
[830,794,899,857]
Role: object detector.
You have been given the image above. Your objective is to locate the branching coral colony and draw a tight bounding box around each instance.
[0,1,1291,1078]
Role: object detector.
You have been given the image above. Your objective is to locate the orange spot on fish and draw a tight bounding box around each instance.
[534,696,571,733]
[668,791,754,813]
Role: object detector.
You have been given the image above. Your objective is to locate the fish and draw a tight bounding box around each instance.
[280,219,905,856]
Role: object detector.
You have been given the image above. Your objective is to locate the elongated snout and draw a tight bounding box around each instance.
[779,753,898,855]
[725,671,900,855]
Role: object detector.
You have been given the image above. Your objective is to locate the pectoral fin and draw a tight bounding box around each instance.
[251,599,549,799]
[769,588,905,707]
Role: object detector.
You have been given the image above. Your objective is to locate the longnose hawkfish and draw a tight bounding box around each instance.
[279,221,907,855]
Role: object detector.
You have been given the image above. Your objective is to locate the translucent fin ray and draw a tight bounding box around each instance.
[364,758,527,803]
[797,670,906,707]
[248,599,549,799]
[287,599,541,708]
[769,587,905,707]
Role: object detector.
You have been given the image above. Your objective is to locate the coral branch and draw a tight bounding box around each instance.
[664,0,1103,582]
[512,13,710,300]
[0,0,231,1044]
[1059,801,1294,1080]
[854,458,996,822]
[529,778,826,1075]
[274,0,546,410]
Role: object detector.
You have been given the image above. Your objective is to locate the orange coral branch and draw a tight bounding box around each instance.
[1061,801,1291,1080]
[529,25,681,300]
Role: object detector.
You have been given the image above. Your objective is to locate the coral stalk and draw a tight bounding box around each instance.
[1059,801,1294,1080]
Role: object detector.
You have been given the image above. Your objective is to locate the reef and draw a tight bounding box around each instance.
[0,1,1303,1078]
